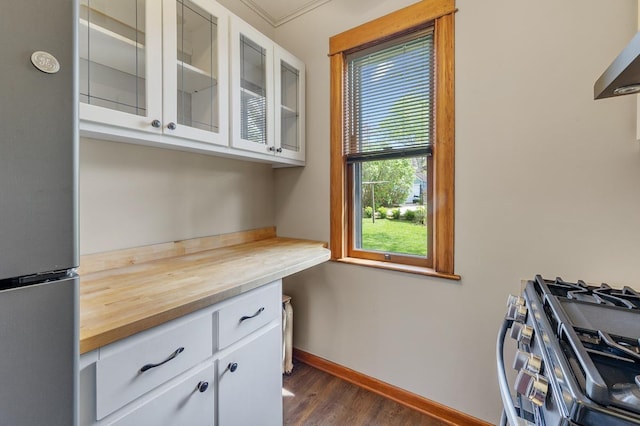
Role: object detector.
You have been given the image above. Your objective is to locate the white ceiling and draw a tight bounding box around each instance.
[239,0,332,27]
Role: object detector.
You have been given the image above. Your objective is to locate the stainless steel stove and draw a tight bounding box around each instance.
[497,275,640,425]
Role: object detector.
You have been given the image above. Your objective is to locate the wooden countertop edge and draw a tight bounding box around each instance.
[79,238,330,354]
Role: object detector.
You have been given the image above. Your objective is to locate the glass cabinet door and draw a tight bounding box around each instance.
[275,46,305,162]
[230,18,274,154]
[79,0,162,131]
[162,0,228,145]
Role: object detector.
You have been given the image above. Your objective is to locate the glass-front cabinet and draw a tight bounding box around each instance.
[162,0,228,145]
[79,0,162,131]
[230,17,305,163]
[275,47,305,162]
[80,0,228,146]
[230,18,274,155]
[80,1,305,165]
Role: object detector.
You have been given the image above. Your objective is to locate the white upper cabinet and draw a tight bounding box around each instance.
[79,0,229,146]
[79,1,305,166]
[275,46,305,162]
[162,0,228,146]
[229,18,275,155]
[230,16,305,165]
[79,0,163,132]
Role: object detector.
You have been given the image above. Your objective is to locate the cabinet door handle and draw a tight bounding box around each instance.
[228,362,238,373]
[197,381,209,393]
[276,147,282,153]
[239,307,265,323]
[140,347,185,373]
[151,119,161,128]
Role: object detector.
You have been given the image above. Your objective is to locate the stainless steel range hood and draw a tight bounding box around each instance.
[594,31,640,99]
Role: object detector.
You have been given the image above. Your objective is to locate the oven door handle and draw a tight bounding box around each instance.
[497,317,534,426]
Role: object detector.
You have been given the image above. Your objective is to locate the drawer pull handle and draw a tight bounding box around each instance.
[197,381,209,393]
[140,347,185,373]
[240,307,265,323]
[228,362,238,373]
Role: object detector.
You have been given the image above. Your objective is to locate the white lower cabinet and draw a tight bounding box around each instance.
[96,313,213,419]
[217,325,283,426]
[108,363,215,426]
[79,280,283,425]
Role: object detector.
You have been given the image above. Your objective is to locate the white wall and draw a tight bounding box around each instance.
[273,0,640,423]
[79,138,275,254]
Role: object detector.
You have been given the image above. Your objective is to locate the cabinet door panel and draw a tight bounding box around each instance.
[163,0,229,145]
[230,17,274,154]
[79,0,162,132]
[107,363,215,426]
[275,46,305,162]
[217,325,282,426]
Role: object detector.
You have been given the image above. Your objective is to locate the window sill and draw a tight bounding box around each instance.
[332,257,461,280]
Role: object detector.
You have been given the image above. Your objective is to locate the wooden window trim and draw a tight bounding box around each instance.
[329,0,459,279]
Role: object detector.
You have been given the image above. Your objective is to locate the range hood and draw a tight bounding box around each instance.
[594,31,640,99]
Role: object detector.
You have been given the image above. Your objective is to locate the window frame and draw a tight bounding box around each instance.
[329,0,459,279]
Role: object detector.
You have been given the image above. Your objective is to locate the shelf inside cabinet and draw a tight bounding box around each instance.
[79,19,217,95]
[177,62,217,94]
[79,19,145,77]
[280,105,298,119]
[240,86,266,100]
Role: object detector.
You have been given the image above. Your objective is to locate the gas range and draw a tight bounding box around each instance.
[497,275,640,425]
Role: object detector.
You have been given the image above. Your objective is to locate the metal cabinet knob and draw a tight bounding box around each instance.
[268,146,275,152]
[228,362,238,373]
[167,122,176,130]
[276,147,282,153]
[151,119,161,128]
[197,381,209,393]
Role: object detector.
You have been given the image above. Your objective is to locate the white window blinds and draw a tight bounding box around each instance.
[344,28,434,162]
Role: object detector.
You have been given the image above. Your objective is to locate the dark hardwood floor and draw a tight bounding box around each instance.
[283,361,450,426]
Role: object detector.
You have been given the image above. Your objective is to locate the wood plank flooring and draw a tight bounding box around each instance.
[283,361,451,426]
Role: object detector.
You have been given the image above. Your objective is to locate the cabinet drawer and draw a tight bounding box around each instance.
[218,281,281,349]
[106,363,215,426]
[96,314,213,420]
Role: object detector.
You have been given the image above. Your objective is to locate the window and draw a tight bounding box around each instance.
[329,0,458,279]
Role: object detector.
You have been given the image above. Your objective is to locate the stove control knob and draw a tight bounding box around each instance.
[507,304,528,323]
[515,370,549,407]
[513,350,543,374]
[528,375,549,407]
[509,322,523,340]
[507,294,525,307]
[510,323,534,346]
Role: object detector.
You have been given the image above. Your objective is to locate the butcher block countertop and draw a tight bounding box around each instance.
[79,227,330,354]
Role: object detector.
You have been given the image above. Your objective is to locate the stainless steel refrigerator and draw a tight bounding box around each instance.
[0,1,78,425]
